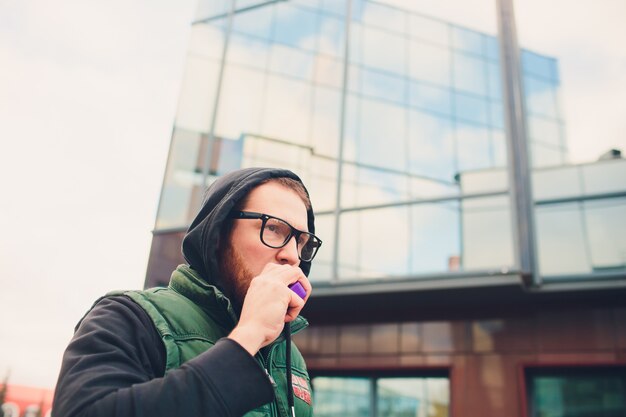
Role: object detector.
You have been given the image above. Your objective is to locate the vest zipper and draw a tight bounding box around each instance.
[258,343,282,417]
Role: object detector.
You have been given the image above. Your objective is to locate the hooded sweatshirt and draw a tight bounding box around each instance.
[52,167,315,417]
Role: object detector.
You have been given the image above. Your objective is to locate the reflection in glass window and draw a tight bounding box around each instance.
[455,93,489,125]
[409,41,451,87]
[521,50,557,81]
[462,196,514,270]
[273,3,319,51]
[527,368,626,417]
[523,76,559,118]
[584,198,626,273]
[410,82,452,117]
[313,377,370,417]
[362,26,406,75]
[313,376,450,417]
[453,53,488,96]
[452,26,484,56]
[378,378,449,417]
[535,202,590,276]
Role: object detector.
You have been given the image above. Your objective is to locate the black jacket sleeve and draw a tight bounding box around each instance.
[52,296,274,417]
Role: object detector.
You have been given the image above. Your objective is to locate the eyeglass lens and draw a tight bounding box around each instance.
[262,217,318,261]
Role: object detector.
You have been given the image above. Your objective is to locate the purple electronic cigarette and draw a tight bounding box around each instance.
[288,281,307,299]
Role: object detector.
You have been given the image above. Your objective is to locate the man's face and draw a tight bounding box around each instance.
[220,181,309,307]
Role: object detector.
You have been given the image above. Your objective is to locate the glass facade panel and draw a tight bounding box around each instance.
[532,166,582,201]
[410,201,461,274]
[528,369,626,417]
[159,0,517,281]
[410,82,452,117]
[462,196,514,270]
[453,53,488,96]
[313,376,450,417]
[313,377,370,417]
[455,93,488,125]
[273,3,319,50]
[361,27,406,75]
[531,144,565,168]
[215,65,265,138]
[156,129,203,229]
[527,116,563,148]
[339,206,410,279]
[308,214,334,282]
[584,198,626,273]
[452,26,484,56]
[378,378,450,417]
[536,203,590,276]
[581,159,626,195]
[261,75,312,145]
[409,42,451,87]
[456,123,492,172]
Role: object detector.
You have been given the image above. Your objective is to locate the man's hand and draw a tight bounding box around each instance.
[228,264,312,356]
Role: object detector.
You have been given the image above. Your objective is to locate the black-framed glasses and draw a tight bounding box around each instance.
[230,211,322,262]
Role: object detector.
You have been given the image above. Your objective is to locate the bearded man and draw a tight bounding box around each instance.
[53,168,321,417]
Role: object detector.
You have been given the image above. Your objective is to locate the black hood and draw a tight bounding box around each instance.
[181,167,316,289]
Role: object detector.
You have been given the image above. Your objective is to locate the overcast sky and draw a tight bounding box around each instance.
[1,0,624,389]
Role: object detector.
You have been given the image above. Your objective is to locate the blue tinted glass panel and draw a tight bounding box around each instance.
[269,44,315,80]
[524,76,558,118]
[455,93,488,125]
[536,202,591,275]
[320,0,346,17]
[487,62,502,100]
[410,202,461,274]
[217,138,243,174]
[409,41,451,87]
[356,98,407,171]
[378,378,450,417]
[340,206,410,278]
[456,123,492,171]
[528,116,562,148]
[584,198,626,273]
[408,111,456,181]
[485,35,499,62]
[492,130,507,167]
[313,377,370,417]
[490,102,504,129]
[531,144,564,168]
[361,68,406,104]
[528,369,626,417]
[462,196,514,270]
[226,33,270,70]
[317,14,345,57]
[362,26,406,75]
[453,53,488,96]
[307,213,334,281]
[361,1,406,33]
[409,13,449,46]
[273,4,319,51]
[452,26,484,56]
[410,82,452,116]
[232,3,273,40]
[522,50,555,80]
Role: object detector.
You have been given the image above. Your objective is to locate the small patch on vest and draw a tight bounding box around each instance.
[292,375,312,405]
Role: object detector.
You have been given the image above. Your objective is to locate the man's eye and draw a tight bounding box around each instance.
[298,234,310,246]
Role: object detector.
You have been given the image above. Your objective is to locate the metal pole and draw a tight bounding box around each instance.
[497,0,539,286]
[332,0,353,281]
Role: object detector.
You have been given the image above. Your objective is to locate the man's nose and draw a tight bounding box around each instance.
[277,236,300,266]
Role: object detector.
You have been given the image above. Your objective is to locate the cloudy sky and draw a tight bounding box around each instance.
[1,0,624,389]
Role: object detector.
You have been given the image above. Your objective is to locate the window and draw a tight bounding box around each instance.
[312,374,450,417]
[526,367,626,417]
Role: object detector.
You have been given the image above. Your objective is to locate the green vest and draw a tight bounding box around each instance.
[110,265,313,417]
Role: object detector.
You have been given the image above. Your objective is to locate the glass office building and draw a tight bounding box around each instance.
[146,1,626,416]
